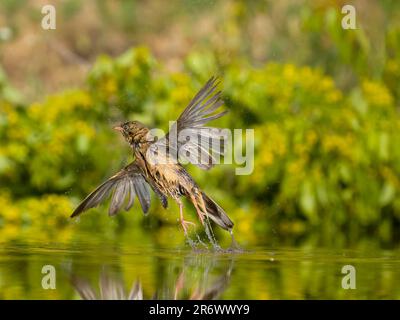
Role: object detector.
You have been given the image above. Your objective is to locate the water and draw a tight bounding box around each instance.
[0,226,400,299]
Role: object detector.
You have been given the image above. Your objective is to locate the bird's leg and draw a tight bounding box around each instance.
[190,194,205,225]
[178,199,195,234]
[198,196,208,223]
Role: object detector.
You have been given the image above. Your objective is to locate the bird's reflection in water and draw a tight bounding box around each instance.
[71,273,143,300]
[70,254,234,300]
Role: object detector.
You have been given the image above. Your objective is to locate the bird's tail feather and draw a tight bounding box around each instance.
[199,191,234,231]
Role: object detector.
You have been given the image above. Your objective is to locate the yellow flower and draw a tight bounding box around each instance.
[362,80,393,107]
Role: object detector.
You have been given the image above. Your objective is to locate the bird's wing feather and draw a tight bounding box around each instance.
[148,76,228,170]
[71,162,164,217]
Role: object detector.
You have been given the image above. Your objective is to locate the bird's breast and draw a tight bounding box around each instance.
[149,163,194,199]
[135,147,197,199]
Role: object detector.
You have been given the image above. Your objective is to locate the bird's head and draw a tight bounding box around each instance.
[113,121,149,146]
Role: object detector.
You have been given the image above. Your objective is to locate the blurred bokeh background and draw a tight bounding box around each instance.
[1,0,400,299]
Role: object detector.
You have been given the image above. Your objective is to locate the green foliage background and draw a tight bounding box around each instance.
[1,0,400,246]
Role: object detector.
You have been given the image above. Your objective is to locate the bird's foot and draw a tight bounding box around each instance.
[180,219,196,234]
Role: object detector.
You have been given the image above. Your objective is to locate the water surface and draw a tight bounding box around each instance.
[0,227,399,299]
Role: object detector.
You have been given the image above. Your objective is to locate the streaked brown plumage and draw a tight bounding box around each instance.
[71,77,234,235]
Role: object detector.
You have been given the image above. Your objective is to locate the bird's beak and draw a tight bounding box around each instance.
[113,126,123,132]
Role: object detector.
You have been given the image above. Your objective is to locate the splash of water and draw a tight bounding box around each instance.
[181,214,245,253]
[203,216,222,252]
[183,231,199,249]
[227,230,244,253]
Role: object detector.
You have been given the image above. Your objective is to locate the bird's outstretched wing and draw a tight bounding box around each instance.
[71,162,167,218]
[148,76,228,170]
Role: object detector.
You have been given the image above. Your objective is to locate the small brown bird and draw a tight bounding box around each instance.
[71,77,234,237]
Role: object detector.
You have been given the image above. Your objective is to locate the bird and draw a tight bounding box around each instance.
[71,76,234,238]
